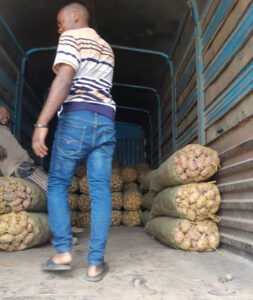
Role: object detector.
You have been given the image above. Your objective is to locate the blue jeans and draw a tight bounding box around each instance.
[47,110,116,266]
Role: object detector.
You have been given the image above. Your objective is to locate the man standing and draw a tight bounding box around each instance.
[32,3,116,281]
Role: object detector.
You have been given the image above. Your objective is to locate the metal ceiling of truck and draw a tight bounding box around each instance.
[0,0,188,119]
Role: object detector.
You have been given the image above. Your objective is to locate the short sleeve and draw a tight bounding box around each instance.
[53,32,80,74]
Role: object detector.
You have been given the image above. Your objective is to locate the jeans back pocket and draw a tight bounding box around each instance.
[56,121,87,156]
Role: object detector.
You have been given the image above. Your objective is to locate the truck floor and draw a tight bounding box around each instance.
[0,226,252,300]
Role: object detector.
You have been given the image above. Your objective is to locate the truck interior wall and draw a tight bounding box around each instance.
[159,0,252,258]
[0,19,22,131]
[0,0,252,258]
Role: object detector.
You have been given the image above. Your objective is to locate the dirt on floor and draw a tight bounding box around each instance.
[0,226,253,300]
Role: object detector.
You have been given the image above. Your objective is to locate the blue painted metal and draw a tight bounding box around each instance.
[168,61,177,152]
[115,122,145,166]
[202,0,235,49]
[189,0,206,145]
[24,44,170,61]
[0,14,25,56]
[117,105,153,167]
[14,56,28,139]
[0,70,39,121]
[176,53,196,97]
[205,61,253,129]
[177,120,198,149]
[204,5,253,88]
[111,44,169,61]
[169,10,190,59]
[0,46,19,73]
[114,82,161,165]
[176,88,197,125]
[174,32,195,76]
[200,0,214,21]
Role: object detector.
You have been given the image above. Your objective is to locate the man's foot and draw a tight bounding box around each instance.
[85,262,109,282]
[52,252,72,265]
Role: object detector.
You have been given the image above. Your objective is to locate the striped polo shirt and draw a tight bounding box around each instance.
[53,27,116,121]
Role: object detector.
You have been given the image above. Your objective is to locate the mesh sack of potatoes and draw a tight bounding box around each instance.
[150,144,220,193]
[123,190,142,211]
[140,171,155,193]
[0,212,51,251]
[70,210,78,226]
[111,210,122,226]
[135,162,150,174]
[111,172,123,192]
[111,192,122,210]
[68,176,80,193]
[141,191,156,211]
[68,193,79,211]
[141,210,153,226]
[146,217,220,252]
[77,193,91,212]
[75,163,87,178]
[123,182,139,192]
[137,168,151,184]
[76,211,91,227]
[151,183,221,221]
[80,175,89,194]
[0,177,47,214]
[122,210,142,227]
[121,165,137,183]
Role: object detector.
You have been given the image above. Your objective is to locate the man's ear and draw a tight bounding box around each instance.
[72,10,79,23]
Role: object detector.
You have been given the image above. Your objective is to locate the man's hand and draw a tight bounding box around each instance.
[32,128,49,158]
[0,145,7,161]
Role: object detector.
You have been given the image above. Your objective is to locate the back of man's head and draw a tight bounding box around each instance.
[57,2,90,34]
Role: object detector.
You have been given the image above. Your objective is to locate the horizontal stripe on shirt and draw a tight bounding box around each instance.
[62,35,113,52]
[59,42,114,59]
[60,38,114,55]
[73,80,110,91]
[57,51,80,63]
[73,77,111,88]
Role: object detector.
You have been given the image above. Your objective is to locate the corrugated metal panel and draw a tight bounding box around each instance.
[214,138,253,259]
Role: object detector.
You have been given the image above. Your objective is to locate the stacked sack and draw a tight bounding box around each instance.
[0,177,50,251]
[76,161,124,227]
[121,164,142,227]
[75,160,151,228]
[141,144,221,252]
[68,174,82,228]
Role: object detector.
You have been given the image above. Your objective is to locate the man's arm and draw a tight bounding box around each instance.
[0,145,7,161]
[32,64,76,158]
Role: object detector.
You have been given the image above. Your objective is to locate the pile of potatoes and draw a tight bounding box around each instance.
[146,217,220,252]
[173,144,220,183]
[0,177,33,213]
[175,183,221,220]
[151,182,221,221]
[174,219,220,251]
[74,160,150,228]
[0,212,50,251]
[122,210,142,227]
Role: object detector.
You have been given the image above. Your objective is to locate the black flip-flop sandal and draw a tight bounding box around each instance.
[41,258,72,271]
[85,262,109,282]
